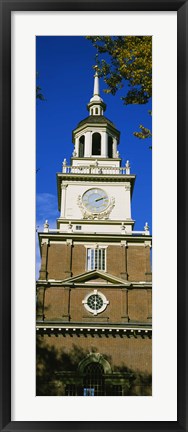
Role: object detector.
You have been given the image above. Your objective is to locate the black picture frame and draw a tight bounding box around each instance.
[0,1,187,431]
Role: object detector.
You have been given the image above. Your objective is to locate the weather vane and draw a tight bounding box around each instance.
[93,54,99,72]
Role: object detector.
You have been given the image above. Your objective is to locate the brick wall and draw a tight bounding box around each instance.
[37,333,152,375]
[72,244,86,275]
[127,246,147,281]
[47,244,67,280]
[43,242,151,282]
[41,285,151,323]
[128,289,148,322]
[107,245,123,276]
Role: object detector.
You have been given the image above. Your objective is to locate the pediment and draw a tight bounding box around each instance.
[63,270,130,286]
[85,276,111,283]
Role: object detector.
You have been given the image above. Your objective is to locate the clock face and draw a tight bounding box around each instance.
[82,188,109,213]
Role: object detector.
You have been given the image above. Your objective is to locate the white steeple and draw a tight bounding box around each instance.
[72,67,120,161]
[87,66,106,116]
[90,67,103,102]
[93,68,100,96]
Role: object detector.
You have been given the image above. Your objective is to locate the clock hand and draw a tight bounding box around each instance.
[95,197,105,202]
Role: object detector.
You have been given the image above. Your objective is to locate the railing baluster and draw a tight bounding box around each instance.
[62,165,129,175]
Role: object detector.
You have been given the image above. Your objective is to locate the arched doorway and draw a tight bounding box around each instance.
[64,354,126,396]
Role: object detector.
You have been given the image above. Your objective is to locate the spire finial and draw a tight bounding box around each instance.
[93,65,100,97]
[87,66,106,115]
[95,53,99,68]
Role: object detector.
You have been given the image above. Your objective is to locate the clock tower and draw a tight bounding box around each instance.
[36,68,152,397]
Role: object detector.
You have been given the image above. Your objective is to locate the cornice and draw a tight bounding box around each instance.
[36,323,152,338]
[38,232,152,256]
[38,231,152,243]
[57,218,135,225]
[72,119,120,143]
[36,280,152,289]
[57,172,136,182]
[71,157,122,162]
[57,172,136,190]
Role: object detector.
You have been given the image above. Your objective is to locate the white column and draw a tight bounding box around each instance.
[61,184,67,218]
[112,137,117,157]
[101,131,108,157]
[124,183,131,220]
[85,131,91,156]
[75,137,79,156]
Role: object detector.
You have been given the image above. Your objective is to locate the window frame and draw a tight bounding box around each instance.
[86,246,107,271]
[82,289,109,315]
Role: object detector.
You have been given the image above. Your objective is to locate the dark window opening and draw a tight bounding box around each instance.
[92,133,101,155]
[112,385,123,396]
[79,135,85,157]
[108,136,113,158]
[65,384,77,396]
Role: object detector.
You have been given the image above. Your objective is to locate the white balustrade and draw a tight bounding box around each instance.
[61,165,130,175]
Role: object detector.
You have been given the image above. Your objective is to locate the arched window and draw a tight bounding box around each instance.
[91,108,93,115]
[92,133,101,155]
[83,362,105,396]
[79,135,85,158]
[95,107,98,115]
[108,136,113,158]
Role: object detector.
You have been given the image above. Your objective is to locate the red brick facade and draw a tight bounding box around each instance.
[36,237,152,396]
[39,241,152,282]
[36,332,152,396]
[37,285,151,324]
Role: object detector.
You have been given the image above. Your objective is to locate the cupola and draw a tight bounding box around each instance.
[72,67,120,163]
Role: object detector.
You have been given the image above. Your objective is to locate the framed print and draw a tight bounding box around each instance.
[35,34,153,400]
[0,1,187,431]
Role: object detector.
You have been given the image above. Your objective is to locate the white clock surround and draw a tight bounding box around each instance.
[77,188,115,220]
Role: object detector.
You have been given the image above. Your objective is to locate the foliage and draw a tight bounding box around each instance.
[133,124,152,140]
[36,336,152,396]
[133,110,152,148]
[36,86,45,101]
[86,36,152,105]
[36,72,45,101]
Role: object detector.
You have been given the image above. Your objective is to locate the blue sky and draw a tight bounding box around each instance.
[36,36,152,274]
